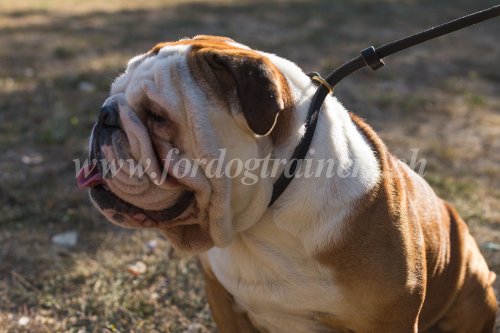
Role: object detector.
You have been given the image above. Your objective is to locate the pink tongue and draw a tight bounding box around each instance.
[77,163,104,189]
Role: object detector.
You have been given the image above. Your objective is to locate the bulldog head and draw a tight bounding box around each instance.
[77,35,297,253]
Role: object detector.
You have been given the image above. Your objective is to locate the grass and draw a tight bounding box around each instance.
[0,230,214,333]
[0,0,499,332]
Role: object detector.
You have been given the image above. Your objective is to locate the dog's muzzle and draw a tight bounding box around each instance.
[77,97,195,227]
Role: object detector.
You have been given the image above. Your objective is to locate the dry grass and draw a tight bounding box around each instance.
[0,0,499,332]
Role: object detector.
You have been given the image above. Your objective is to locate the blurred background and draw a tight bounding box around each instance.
[0,0,499,332]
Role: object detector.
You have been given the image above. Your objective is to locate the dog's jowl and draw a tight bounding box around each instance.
[78,35,497,333]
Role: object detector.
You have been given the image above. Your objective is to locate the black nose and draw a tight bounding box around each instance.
[99,104,120,127]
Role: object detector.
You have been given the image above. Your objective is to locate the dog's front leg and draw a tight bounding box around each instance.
[199,254,262,333]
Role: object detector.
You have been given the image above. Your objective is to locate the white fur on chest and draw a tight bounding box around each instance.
[207,213,343,333]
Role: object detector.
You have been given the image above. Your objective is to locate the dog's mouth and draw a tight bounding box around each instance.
[77,162,195,226]
[77,120,196,227]
[77,162,103,188]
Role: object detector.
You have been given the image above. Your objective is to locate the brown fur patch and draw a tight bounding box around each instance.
[314,113,497,332]
[269,72,294,145]
[147,35,294,143]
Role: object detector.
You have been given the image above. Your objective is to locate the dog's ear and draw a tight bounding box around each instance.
[201,50,289,136]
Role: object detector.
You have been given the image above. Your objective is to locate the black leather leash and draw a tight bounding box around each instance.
[269,4,500,207]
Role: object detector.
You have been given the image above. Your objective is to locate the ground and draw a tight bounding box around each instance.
[0,0,499,332]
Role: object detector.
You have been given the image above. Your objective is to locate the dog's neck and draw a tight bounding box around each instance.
[260,54,382,254]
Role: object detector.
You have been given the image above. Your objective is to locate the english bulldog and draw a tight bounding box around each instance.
[77,35,497,333]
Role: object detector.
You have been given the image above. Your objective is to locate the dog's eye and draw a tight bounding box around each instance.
[145,109,168,124]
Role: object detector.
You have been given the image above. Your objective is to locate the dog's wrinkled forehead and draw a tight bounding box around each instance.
[110,35,251,95]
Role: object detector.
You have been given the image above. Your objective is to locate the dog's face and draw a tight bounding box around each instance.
[78,35,295,253]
